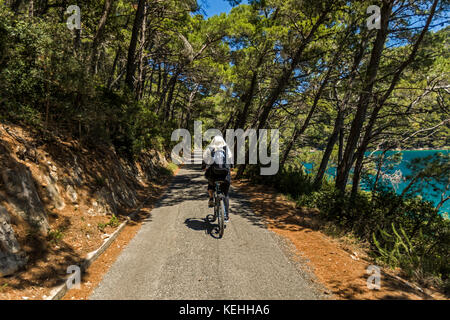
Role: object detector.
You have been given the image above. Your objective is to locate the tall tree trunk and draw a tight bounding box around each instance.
[279,100,318,170]
[11,0,22,13]
[161,68,181,120]
[313,30,368,188]
[314,107,344,187]
[183,84,198,128]
[90,0,115,74]
[147,62,155,96]
[335,0,393,193]
[74,29,81,56]
[155,63,168,114]
[125,0,146,90]
[338,127,344,165]
[107,15,130,88]
[28,0,34,17]
[234,43,270,130]
[236,8,331,178]
[234,70,258,130]
[314,44,367,189]
[138,66,148,100]
[349,0,439,199]
[279,47,339,169]
[165,70,181,118]
[232,51,266,166]
[371,149,389,196]
[156,63,162,95]
[255,9,330,132]
[136,4,148,99]
[350,143,368,199]
[223,110,236,132]
[107,46,122,89]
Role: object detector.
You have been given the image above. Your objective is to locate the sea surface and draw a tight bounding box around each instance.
[304,150,449,214]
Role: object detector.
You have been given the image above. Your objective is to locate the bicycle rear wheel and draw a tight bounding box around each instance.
[216,198,225,238]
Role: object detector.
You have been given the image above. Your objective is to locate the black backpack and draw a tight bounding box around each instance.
[210,146,230,176]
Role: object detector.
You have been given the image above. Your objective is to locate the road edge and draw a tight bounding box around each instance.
[47,167,179,300]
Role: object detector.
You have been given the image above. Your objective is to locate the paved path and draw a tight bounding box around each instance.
[90,166,325,300]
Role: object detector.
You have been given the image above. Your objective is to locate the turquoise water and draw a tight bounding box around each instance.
[304,150,449,214]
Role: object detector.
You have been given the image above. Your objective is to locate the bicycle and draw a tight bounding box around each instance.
[208,180,226,238]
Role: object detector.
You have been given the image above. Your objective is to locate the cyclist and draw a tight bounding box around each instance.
[202,135,233,222]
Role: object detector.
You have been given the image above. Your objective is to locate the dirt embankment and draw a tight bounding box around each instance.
[0,123,174,300]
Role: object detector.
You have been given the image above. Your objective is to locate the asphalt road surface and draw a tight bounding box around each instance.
[90,166,326,300]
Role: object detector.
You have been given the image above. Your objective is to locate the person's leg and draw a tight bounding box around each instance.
[207,180,214,207]
[205,167,215,206]
[220,180,230,220]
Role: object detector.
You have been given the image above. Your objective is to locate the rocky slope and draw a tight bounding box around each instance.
[0,123,170,279]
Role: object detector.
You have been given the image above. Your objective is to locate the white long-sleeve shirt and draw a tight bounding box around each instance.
[203,145,233,166]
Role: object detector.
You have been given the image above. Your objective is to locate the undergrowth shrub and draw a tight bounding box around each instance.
[0,9,170,158]
[242,164,450,292]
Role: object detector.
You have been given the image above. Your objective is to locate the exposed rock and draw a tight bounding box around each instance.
[1,166,49,233]
[0,125,170,277]
[68,156,84,186]
[49,170,58,182]
[43,176,65,210]
[0,206,20,254]
[112,180,137,208]
[66,185,78,203]
[0,205,27,277]
[91,187,117,216]
[139,150,169,180]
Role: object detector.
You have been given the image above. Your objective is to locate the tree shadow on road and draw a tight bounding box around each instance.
[230,179,323,233]
[154,169,207,208]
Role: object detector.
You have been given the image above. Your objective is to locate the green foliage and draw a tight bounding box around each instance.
[166,162,179,174]
[94,175,106,188]
[109,214,120,228]
[318,187,449,287]
[244,161,450,289]
[245,165,315,196]
[373,223,418,273]
[403,153,450,206]
[0,4,170,157]
[372,217,449,287]
[47,229,64,244]
[1,0,448,294]
[97,214,120,232]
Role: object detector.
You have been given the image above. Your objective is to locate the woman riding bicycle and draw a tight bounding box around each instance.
[202,135,233,222]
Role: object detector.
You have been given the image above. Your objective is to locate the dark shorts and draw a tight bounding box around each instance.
[206,167,230,195]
